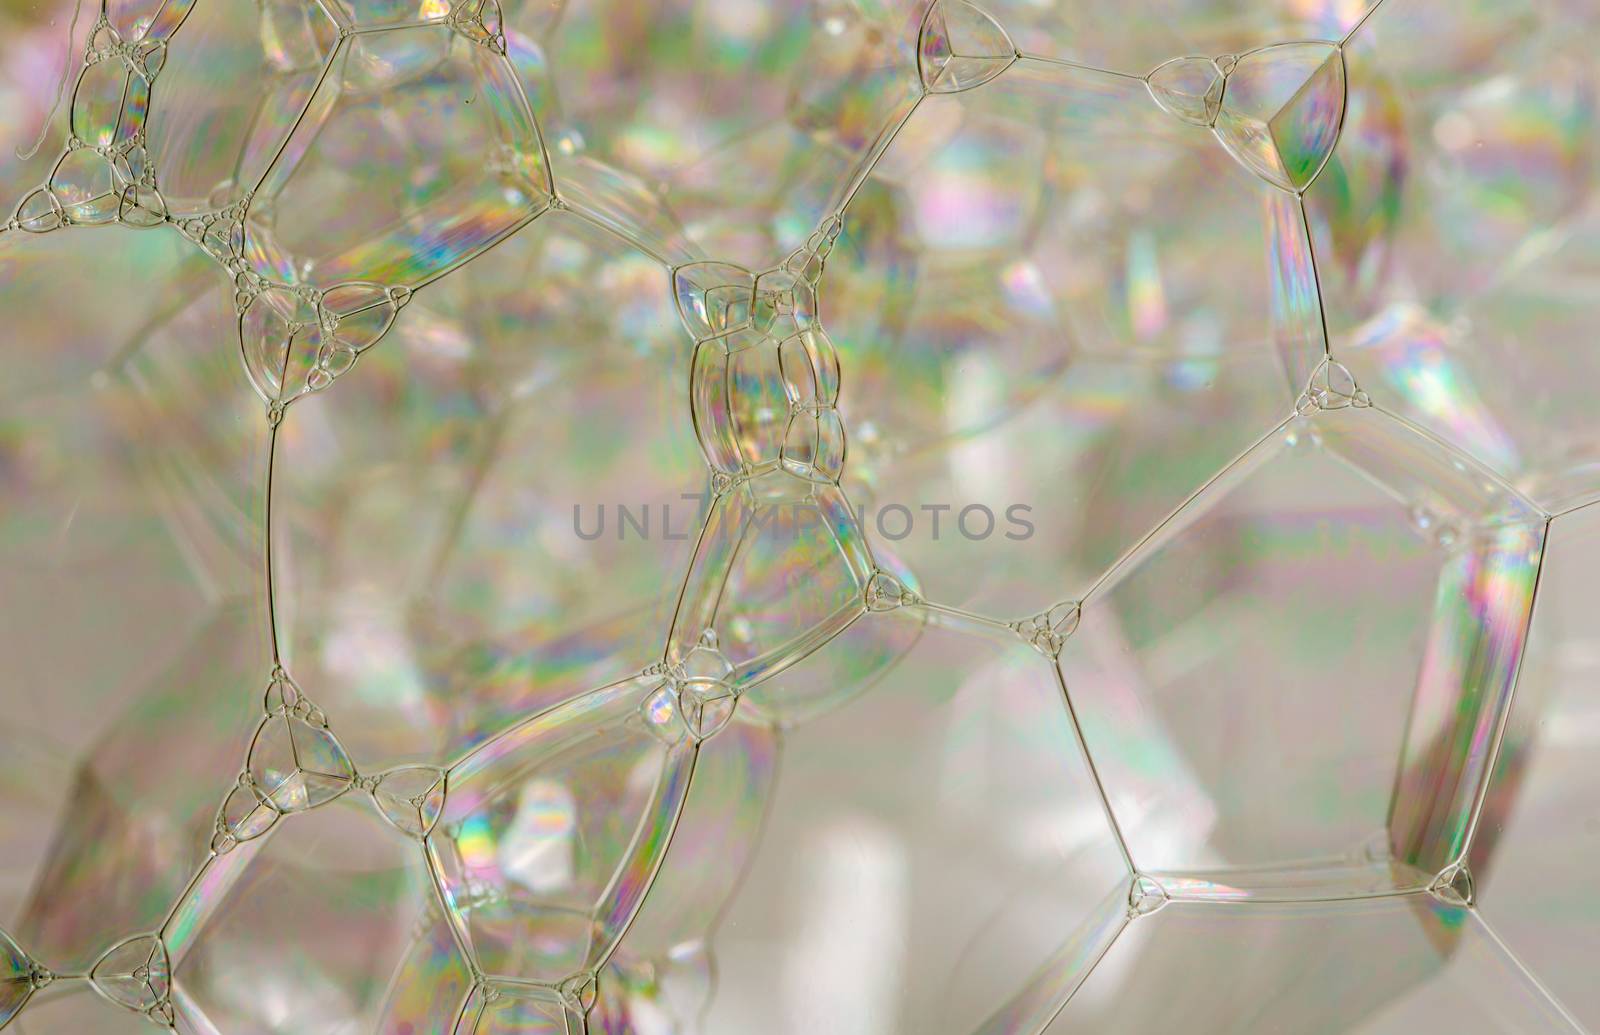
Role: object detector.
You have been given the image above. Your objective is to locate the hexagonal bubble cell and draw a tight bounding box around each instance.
[1467,500,1600,1030]
[828,55,1323,615]
[269,208,702,762]
[604,609,1130,1034]
[1045,898,1581,1033]
[516,0,926,267]
[1057,405,1544,901]
[1308,0,1600,514]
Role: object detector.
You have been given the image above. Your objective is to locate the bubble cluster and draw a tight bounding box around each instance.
[1,0,1598,1031]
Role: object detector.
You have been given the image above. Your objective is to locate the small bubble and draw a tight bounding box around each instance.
[1429,863,1474,907]
[918,0,1017,94]
[1127,874,1170,917]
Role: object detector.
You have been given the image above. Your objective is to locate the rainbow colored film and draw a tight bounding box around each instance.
[1,0,1597,1031]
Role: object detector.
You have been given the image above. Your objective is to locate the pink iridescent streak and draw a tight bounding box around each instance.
[1389,522,1542,868]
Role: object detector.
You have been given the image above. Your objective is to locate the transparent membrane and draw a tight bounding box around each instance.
[10,987,160,1035]
[0,228,269,999]
[520,0,925,267]
[827,56,1317,614]
[590,719,777,1030]
[167,800,433,1032]
[0,0,1595,1031]
[1306,0,1600,513]
[248,21,551,289]
[977,0,1375,76]
[426,674,696,985]
[1047,898,1580,1033]
[1467,502,1600,1028]
[671,610,1129,1035]
[375,914,473,1034]
[1057,406,1542,898]
[143,0,339,217]
[271,208,702,763]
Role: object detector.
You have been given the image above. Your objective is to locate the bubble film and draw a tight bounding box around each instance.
[1,0,1597,1031]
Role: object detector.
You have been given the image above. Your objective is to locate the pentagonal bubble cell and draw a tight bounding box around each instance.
[1057,405,1544,901]
[166,797,436,1033]
[1307,0,1600,513]
[269,208,700,763]
[520,0,924,266]
[828,55,1308,615]
[337,17,458,93]
[750,265,820,338]
[12,601,268,977]
[145,0,341,217]
[666,469,875,690]
[1466,502,1600,1030]
[1045,897,1577,1033]
[247,22,551,291]
[642,609,1128,1035]
[425,675,696,986]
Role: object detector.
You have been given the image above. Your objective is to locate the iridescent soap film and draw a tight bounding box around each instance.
[0,0,1596,1031]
